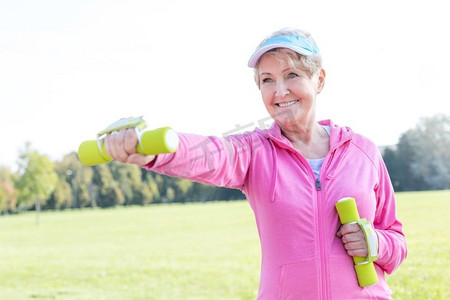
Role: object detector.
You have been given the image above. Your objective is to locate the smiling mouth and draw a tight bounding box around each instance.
[276,100,298,107]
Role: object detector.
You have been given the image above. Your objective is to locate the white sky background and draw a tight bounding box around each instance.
[1,0,449,170]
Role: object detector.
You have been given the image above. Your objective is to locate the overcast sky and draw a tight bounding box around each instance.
[1,0,449,170]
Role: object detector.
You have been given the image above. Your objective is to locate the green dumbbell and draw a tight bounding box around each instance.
[78,116,179,166]
[335,197,379,287]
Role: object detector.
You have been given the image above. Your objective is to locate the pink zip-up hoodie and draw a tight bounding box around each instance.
[144,120,407,299]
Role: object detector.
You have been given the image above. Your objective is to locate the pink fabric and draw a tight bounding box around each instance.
[144,120,407,299]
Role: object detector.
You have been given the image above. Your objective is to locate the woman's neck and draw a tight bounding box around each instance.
[282,122,330,159]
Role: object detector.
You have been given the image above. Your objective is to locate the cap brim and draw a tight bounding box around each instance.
[248,43,316,68]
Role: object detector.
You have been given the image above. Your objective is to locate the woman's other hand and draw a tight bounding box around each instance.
[336,223,369,258]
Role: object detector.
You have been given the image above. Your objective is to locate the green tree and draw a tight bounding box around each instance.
[109,161,144,205]
[172,178,193,202]
[0,166,18,214]
[407,114,450,189]
[165,186,176,203]
[92,164,124,207]
[15,142,58,223]
[47,178,72,209]
[54,152,95,208]
[384,114,450,191]
[141,172,160,204]
[145,173,169,204]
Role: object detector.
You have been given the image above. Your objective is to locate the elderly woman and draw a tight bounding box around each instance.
[105,28,407,299]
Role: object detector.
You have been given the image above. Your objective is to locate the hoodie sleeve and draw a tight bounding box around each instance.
[373,154,408,274]
[142,132,254,190]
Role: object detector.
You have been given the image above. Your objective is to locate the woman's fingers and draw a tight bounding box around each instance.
[104,129,156,165]
[127,153,156,166]
[336,223,368,257]
[124,128,139,155]
[105,129,134,163]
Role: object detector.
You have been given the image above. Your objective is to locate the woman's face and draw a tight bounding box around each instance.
[257,52,325,131]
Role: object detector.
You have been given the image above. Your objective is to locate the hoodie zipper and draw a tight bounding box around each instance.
[314,147,349,299]
[314,164,328,299]
[288,145,331,299]
[314,138,354,299]
[315,178,322,191]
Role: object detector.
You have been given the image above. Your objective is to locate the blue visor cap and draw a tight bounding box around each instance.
[248,34,320,68]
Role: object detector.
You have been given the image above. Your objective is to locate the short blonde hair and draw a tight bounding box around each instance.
[253,28,323,87]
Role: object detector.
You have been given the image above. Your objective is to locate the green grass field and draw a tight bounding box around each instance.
[0,190,449,299]
[387,190,450,299]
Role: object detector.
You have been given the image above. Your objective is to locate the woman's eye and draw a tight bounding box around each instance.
[261,78,273,84]
[287,72,298,79]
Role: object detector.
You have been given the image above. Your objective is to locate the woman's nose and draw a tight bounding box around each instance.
[275,80,290,97]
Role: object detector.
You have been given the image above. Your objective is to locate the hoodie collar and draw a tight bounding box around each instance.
[257,120,354,203]
[260,119,354,152]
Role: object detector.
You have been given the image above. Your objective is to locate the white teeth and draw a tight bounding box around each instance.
[278,100,297,107]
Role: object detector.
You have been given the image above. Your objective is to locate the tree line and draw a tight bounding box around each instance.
[382,114,450,191]
[0,142,243,214]
[1,114,449,214]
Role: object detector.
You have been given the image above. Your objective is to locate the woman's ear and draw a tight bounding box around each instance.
[316,69,326,93]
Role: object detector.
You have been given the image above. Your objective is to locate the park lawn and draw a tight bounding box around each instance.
[0,201,261,300]
[0,190,449,299]
[387,190,450,299]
